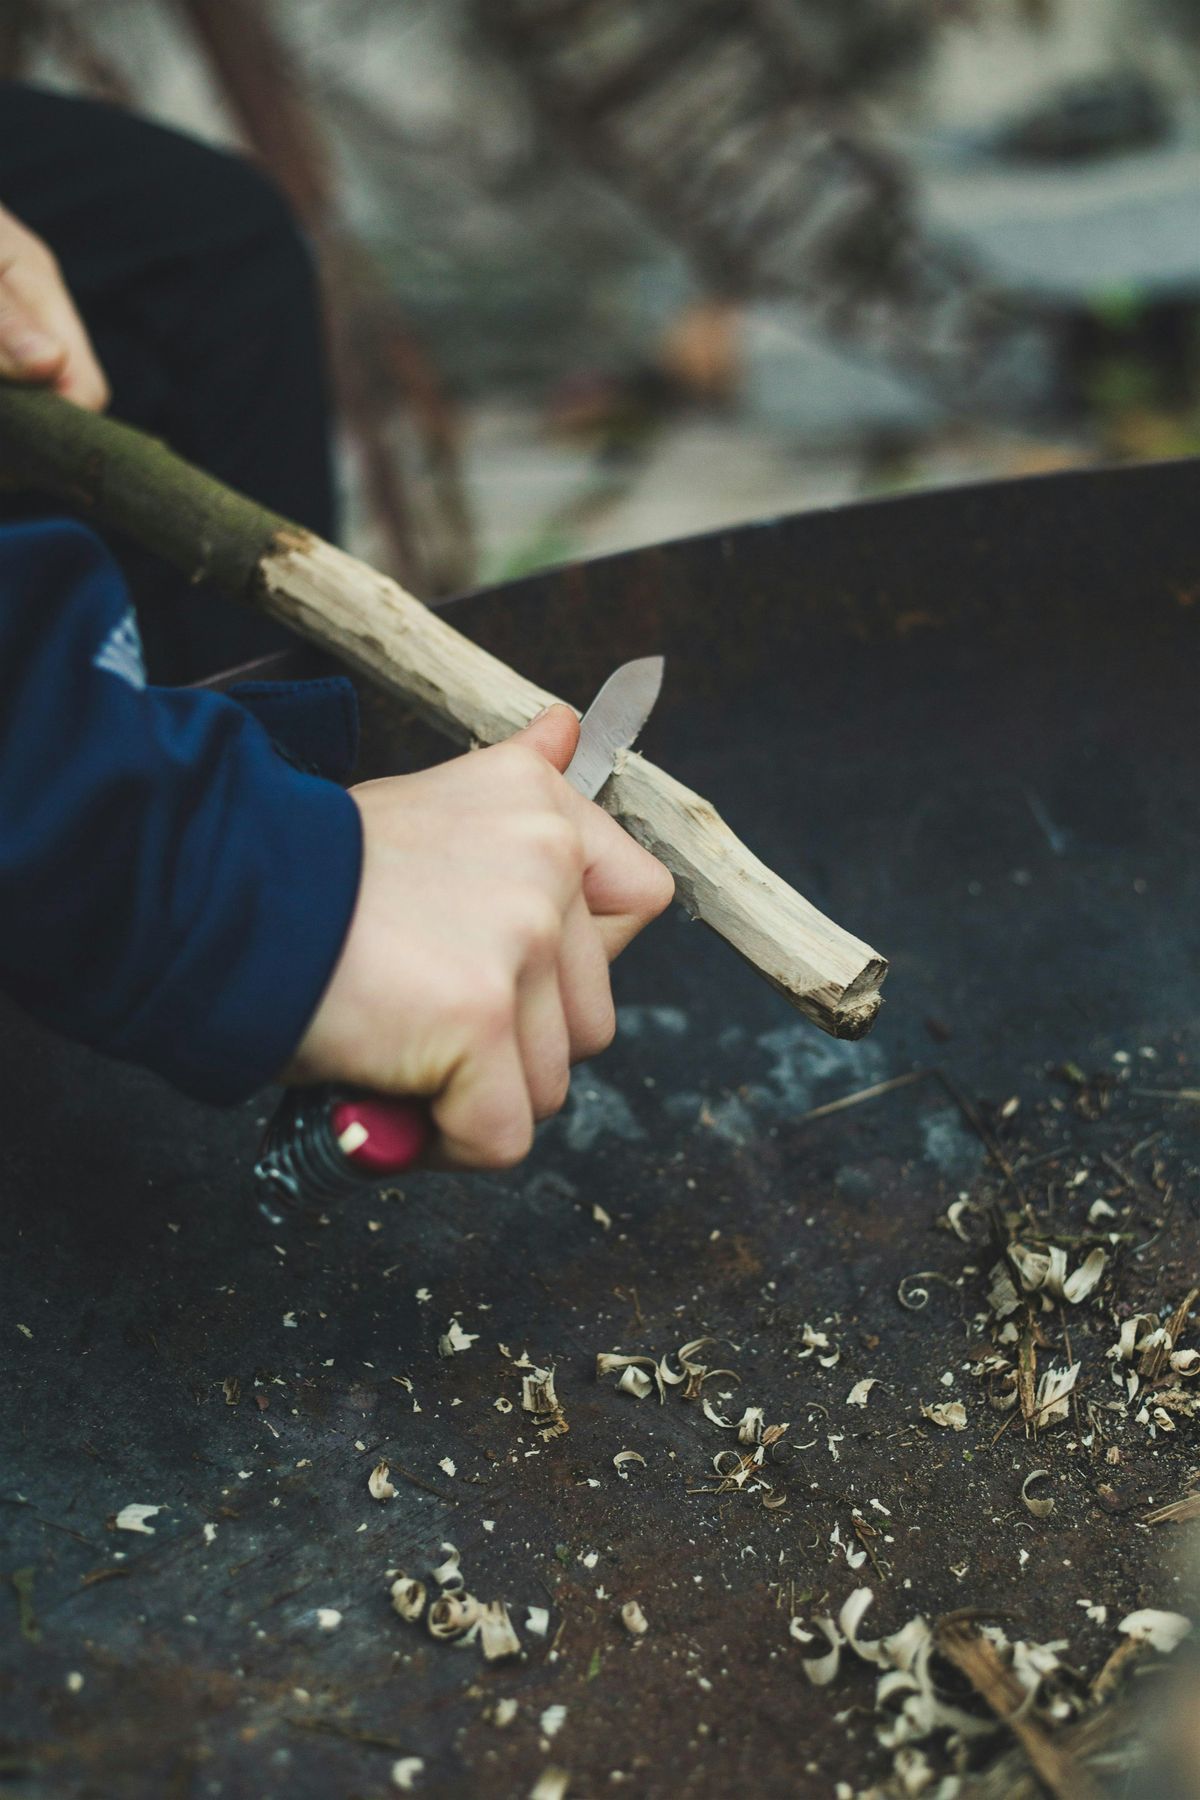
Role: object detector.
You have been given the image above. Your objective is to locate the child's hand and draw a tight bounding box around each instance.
[287,706,674,1169]
[0,200,109,410]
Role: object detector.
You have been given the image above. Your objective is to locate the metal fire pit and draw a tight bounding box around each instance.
[2,460,1199,1798]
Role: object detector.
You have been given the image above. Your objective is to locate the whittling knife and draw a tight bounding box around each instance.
[254,655,665,1201]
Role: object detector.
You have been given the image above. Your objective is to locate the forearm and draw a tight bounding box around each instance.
[0,518,361,1101]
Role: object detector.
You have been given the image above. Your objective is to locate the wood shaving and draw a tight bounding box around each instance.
[494,1397,513,1413]
[479,1600,521,1662]
[1033,1361,1080,1428]
[492,1697,518,1727]
[920,1401,967,1431]
[525,1605,550,1637]
[438,1457,457,1478]
[795,1615,842,1685]
[1118,1608,1192,1652]
[369,1460,397,1501]
[736,1406,766,1444]
[1021,1469,1055,1517]
[391,1758,424,1791]
[428,1592,484,1644]
[113,1504,162,1535]
[846,1379,879,1408]
[529,1770,569,1800]
[1008,1241,1108,1306]
[986,1263,1021,1318]
[432,1544,464,1590]
[438,1319,479,1357]
[522,1366,569,1440]
[390,1577,427,1622]
[621,1599,648,1636]
[597,1352,663,1403]
[613,1450,646,1477]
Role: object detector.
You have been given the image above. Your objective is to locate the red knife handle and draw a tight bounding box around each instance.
[254,1086,433,1202]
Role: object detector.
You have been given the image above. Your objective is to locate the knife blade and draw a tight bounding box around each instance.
[564,655,665,800]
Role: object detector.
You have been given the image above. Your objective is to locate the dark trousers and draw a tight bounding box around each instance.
[0,82,336,683]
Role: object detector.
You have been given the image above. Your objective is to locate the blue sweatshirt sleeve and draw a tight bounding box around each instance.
[0,517,363,1103]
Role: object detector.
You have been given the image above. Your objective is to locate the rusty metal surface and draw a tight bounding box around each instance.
[3,460,1200,1799]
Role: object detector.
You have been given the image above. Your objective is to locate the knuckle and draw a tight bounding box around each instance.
[450,971,514,1041]
[646,858,675,917]
[576,993,617,1060]
[514,894,562,960]
[526,812,583,876]
[502,742,554,791]
[481,1118,535,1169]
[541,1069,571,1118]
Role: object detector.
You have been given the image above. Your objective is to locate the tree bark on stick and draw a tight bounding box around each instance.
[0,383,886,1038]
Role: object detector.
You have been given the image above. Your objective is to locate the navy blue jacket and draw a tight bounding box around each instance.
[0,517,363,1102]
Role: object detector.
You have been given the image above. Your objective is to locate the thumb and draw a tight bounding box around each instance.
[509,702,580,774]
[0,278,65,380]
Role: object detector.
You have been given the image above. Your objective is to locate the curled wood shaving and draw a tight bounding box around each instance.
[494,1397,514,1413]
[597,1352,663,1403]
[431,1544,464,1591]
[1108,1314,1156,1364]
[369,1461,397,1501]
[701,1397,736,1430]
[391,1758,424,1791]
[613,1451,646,1477]
[618,1366,654,1399]
[945,1199,976,1242]
[621,1599,649,1636]
[920,1400,967,1431]
[795,1615,842,1685]
[898,1272,959,1313]
[390,1577,427,1621]
[1021,1469,1055,1517]
[1008,1242,1108,1305]
[846,1379,879,1408]
[1062,1247,1108,1304]
[428,1592,484,1644]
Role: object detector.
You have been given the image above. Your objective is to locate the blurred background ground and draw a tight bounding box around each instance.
[6,0,1200,593]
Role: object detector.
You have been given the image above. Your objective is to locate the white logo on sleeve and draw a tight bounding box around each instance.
[93,607,146,690]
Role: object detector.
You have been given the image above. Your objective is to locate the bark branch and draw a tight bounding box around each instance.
[0,383,886,1037]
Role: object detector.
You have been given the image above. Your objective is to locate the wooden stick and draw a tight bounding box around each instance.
[0,384,886,1037]
[937,1620,1101,1800]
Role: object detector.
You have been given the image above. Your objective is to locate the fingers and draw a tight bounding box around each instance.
[514,958,572,1120]
[433,1027,535,1170]
[557,893,617,1058]
[0,218,110,410]
[507,703,580,774]
[572,796,676,958]
[0,273,66,383]
[507,705,674,959]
